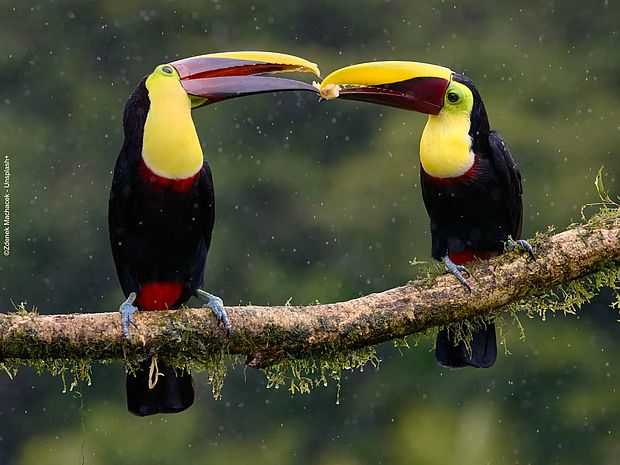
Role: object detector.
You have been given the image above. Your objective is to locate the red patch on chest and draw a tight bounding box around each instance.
[424,157,480,187]
[138,159,200,193]
[135,281,184,311]
[449,250,497,265]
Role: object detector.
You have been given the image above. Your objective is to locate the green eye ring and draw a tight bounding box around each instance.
[447,91,459,103]
[161,65,173,75]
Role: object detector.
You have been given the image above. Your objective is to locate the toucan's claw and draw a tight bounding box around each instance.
[444,256,472,291]
[196,289,231,336]
[508,238,536,260]
[119,292,138,340]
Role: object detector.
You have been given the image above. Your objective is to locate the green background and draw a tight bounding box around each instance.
[1,1,620,463]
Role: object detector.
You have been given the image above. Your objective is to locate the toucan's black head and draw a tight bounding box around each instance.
[122,77,149,140]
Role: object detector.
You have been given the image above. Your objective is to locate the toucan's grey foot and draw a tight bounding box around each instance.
[508,238,536,260]
[120,292,138,340]
[196,289,230,336]
[444,256,471,291]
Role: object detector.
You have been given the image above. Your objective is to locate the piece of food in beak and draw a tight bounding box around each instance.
[314,82,341,100]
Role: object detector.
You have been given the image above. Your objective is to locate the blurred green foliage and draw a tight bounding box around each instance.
[1,0,620,464]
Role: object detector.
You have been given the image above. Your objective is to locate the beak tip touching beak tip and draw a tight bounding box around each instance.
[170,54,454,112]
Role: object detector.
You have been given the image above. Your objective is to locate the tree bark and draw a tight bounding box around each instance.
[1,213,619,369]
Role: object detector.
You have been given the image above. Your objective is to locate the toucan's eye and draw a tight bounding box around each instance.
[161,65,173,75]
[447,92,459,103]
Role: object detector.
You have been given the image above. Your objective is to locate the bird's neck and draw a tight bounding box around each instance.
[141,84,203,180]
[419,111,474,179]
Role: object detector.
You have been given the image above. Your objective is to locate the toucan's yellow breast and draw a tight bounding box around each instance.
[419,111,474,178]
[142,74,203,180]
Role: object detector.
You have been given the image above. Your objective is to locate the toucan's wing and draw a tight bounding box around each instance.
[179,162,217,292]
[108,151,139,295]
[198,162,216,251]
[488,131,523,239]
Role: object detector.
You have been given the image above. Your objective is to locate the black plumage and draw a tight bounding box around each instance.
[109,79,215,415]
[421,74,523,368]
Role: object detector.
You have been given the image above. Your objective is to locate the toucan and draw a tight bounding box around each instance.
[109,51,320,416]
[319,61,533,368]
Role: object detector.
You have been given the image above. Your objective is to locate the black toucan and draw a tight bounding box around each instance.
[319,61,533,368]
[109,51,320,416]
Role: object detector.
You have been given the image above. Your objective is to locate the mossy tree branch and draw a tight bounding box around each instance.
[1,210,620,370]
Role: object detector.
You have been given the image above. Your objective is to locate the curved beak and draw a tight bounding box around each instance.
[319,61,453,115]
[170,51,321,108]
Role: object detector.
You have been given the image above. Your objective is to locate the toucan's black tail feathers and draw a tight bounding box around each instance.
[435,321,497,369]
[126,359,194,416]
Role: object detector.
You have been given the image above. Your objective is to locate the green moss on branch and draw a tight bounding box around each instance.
[1,205,620,396]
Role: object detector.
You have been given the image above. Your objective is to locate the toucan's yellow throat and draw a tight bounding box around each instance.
[420,80,476,179]
[420,109,474,179]
[142,65,203,181]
